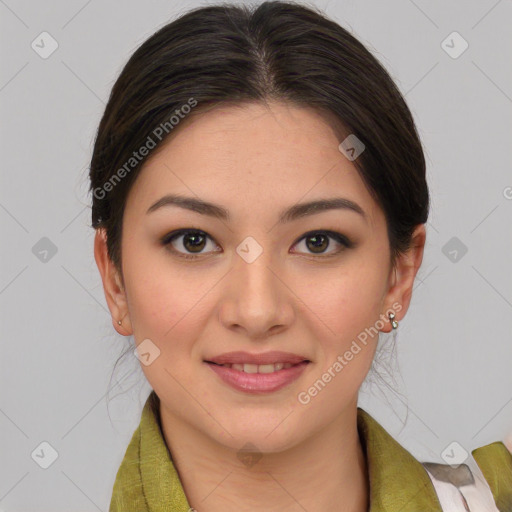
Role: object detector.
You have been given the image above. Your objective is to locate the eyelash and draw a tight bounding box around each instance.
[160,228,354,261]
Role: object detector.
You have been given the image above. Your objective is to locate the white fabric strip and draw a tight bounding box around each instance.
[459,455,500,512]
[423,475,470,511]
[423,455,500,512]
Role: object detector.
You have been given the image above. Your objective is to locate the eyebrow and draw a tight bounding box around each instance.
[146,194,367,224]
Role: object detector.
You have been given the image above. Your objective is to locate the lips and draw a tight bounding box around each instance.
[205,357,311,393]
[204,350,310,366]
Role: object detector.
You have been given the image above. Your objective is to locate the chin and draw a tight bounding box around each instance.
[204,414,306,454]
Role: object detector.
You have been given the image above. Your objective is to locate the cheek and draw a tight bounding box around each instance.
[296,275,381,413]
[124,260,208,391]
[293,264,384,396]
[300,265,385,344]
[122,245,207,345]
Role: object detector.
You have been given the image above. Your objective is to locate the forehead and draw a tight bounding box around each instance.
[125,101,382,229]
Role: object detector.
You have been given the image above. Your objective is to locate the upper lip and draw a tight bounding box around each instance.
[205,351,310,365]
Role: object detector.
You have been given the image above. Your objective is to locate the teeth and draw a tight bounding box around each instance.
[218,362,299,373]
[244,363,259,374]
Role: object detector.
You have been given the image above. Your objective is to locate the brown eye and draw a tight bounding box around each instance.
[181,232,206,252]
[292,230,353,257]
[305,233,329,253]
[162,229,220,259]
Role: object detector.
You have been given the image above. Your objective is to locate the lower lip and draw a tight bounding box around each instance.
[205,361,310,394]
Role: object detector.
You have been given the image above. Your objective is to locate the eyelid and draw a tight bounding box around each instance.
[161,228,214,246]
[291,229,353,249]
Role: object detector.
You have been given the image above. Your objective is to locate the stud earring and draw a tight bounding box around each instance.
[388,312,398,329]
[117,319,122,325]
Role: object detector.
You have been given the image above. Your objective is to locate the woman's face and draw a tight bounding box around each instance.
[96,101,424,453]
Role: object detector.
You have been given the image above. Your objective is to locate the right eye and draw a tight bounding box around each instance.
[161,229,221,260]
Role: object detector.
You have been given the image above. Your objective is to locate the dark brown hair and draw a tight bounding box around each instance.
[89,0,429,278]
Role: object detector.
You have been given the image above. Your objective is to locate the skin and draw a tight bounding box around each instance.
[95,100,426,511]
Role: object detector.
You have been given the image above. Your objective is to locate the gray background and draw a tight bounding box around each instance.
[1,0,511,510]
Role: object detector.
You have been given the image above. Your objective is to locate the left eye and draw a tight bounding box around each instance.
[291,230,352,257]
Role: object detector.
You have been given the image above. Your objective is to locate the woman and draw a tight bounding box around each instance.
[88,1,512,510]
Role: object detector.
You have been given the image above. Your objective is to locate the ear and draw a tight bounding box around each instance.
[94,228,133,336]
[380,224,426,333]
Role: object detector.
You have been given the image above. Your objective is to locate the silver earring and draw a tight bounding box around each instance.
[389,312,398,329]
[117,319,122,325]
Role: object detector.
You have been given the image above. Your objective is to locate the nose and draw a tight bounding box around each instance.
[217,245,294,340]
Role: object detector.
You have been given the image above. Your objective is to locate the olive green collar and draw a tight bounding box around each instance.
[355,405,442,511]
[112,390,509,511]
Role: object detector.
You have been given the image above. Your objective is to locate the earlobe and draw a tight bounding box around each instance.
[93,228,133,336]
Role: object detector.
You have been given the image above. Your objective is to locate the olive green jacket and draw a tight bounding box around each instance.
[109,391,512,511]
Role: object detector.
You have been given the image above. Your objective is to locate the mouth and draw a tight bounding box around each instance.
[203,352,311,393]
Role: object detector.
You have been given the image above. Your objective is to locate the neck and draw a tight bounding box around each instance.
[158,402,369,512]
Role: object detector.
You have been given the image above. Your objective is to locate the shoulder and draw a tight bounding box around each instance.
[109,420,147,512]
[357,407,512,511]
[109,391,191,512]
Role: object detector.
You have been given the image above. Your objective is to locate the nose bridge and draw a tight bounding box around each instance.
[235,241,279,309]
[221,236,291,335]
